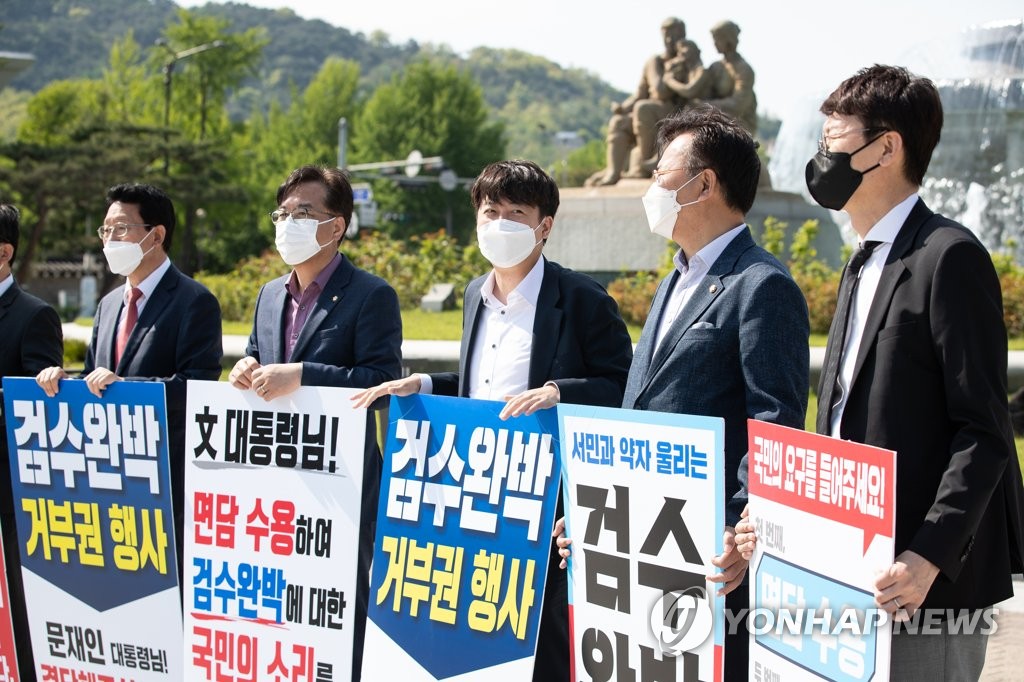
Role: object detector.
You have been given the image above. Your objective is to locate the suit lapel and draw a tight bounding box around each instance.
[289,258,352,362]
[0,281,16,326]
[529,261,562,390]
[458,279,485,397]
[644,229,751,385]
[849,199,932,388]
[118,266,177,373]
[97,285,126,370]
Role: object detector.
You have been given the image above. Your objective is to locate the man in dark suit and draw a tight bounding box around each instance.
[228,165,402,682]
[1,203,63,679]
[36,183,223,576]
[806,65,1024,680]
[619,105,809,682]
[353,159,633,682]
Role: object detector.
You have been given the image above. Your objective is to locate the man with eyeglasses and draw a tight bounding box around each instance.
[1,203,64,678]
[799,65,1024,681]
[609,105,808,682]
[228,165,402,682]
[36,182,223,581]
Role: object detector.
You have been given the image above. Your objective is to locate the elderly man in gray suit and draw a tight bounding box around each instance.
[623,105,808,682]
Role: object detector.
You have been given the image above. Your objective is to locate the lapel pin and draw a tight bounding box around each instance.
[332,295,338,302]
[709,284,718,293]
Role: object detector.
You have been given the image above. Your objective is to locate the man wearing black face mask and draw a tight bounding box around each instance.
[808,65,1024,681]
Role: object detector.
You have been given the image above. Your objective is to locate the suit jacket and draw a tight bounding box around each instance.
[88,263,223,524]
[623,228,810,525]
[819,198,1024,610]
[0,279,64,514]
[430,258,633,406]
[0,279,63,382]
[245,253,402,681]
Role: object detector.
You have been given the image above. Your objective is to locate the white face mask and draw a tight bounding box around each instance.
[103,229,156,276]
[476,218,543,268]
[275,216,335,266]
[641,172,703,240]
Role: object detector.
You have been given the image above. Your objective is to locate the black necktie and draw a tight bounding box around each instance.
[817,241,881,434]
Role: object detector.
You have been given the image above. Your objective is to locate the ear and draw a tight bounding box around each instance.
[0,242,11,268]
[699,169,716,198]
[538,215,554,241]
[332,216,346,241]
[878,131,903,167]
[151,225,167,249]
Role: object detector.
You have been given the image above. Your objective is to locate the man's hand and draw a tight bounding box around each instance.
[734,504,757,560]
[708,526,749,596]
[553,516,573,570]
[250,363,303,401]
[350,376,423,409]
[874,550,940,620]
[499,384,559,420]
[83,367,120,398]
[36,366,68,397]
[228,356,261,390]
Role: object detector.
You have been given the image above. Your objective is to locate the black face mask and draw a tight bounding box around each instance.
[805,133,886,210]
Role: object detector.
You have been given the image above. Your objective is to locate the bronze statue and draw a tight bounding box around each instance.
[663,39,716,106]
[705,20,758,135]
[586,18,687,186]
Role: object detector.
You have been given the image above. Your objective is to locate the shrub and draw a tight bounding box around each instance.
[199,230,489,321]
[607,271,660,326]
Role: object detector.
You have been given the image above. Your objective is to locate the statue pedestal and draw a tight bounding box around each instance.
[544,180,844,282]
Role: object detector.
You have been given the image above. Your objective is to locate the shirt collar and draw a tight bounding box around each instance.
[0,272,13,299]
[286,251,342,300]
[863,193,918,245]
[480,255,546,309]
[126,256,171,302]
[674,223,747,275]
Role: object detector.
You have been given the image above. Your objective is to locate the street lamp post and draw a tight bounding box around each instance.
[157,39,226,174]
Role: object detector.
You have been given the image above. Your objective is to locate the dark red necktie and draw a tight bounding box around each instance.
[115,287,143,366]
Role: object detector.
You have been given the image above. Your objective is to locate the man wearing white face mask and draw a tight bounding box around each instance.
[628,106,808,682]
[230,164,402,682]
[36,182,224,581]
[353,159,633,681]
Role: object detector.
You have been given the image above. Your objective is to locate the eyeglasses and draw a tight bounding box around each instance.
[817,127,887,155]
[652,167,690,178]
[97,223,151,240]
[269,208,335,224]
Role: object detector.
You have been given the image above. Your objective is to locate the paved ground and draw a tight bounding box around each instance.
[980,577,1024,681]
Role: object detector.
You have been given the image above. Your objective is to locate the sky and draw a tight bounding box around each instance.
[179,0,1023,120]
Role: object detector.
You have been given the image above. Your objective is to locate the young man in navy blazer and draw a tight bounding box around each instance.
[354,160,633,681]
[229,165,402,682]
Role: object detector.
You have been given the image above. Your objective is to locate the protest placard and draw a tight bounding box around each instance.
[363,394,561,680]
[747,419,896,682]
[559,404,725,682]
[2,377,180,680]
[184,381,366,681]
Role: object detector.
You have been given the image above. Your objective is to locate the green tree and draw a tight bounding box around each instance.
[355,60,505,241]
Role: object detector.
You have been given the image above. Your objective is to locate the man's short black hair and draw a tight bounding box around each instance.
[656,104,760,214]
[820,64,943,186]
[106,183,176,252]
[470,160,560,219]
[277,165,354,226]
[0,203,20,265]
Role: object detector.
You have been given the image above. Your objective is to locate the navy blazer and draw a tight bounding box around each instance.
[821,199,1024,610]
[430,258,633,406]
[245,253,402,682]
[0,279,63,382]
[624,228,810,525]
[0,279,64,514]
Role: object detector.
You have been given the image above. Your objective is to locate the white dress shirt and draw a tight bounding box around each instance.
[116,257,171,336]
[829,192,919,437]
[654,223,747,352]
[0,271,13,299]
[420,256,545,399]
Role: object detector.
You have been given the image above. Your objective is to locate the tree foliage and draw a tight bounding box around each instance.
[356,60,505,241]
